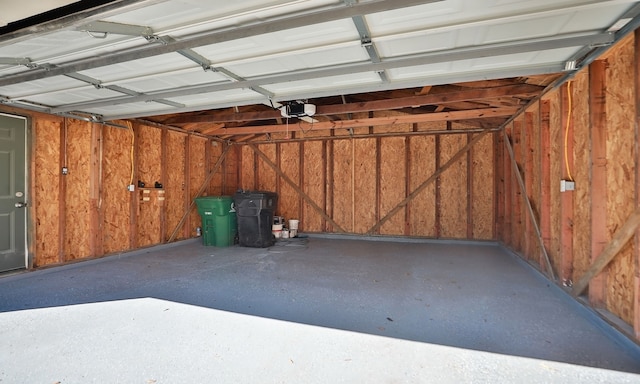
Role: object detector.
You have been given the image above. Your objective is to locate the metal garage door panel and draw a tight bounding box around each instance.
[194,19,358,65]
[263,72,381,95]
[115,68,230,94]
[225,45,369,78]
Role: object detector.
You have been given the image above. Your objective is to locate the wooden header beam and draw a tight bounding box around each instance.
[162,84,542,124]
[215,107,517,136]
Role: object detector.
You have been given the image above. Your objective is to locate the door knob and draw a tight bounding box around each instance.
[14,202,27,208]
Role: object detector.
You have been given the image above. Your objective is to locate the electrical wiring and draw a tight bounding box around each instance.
[564,81,574,182]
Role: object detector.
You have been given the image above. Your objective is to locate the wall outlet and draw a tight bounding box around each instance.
[560,179,575,192]
[127,184,135,192]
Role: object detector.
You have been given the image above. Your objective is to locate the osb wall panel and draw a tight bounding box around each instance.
[498,33,639,335]
[439,134,467,238]
[241,145,255,190]
[302,140,324,232]
[373,110,413,134]
[512,118,524,253]
[64,119,92,260]
[471,133,494,239]
[502,123,513,248]
[189,136,207,238]
[571,71,592,283]
[279,142,301,223]
[208,141,224,196]
[33,117,61,266]
[605,36,635,324]
[101,124,132,254]
[529,107,542,263]
[380,137,406,235]
[165,131,187,241]
[222,144,240,195]
[332,139,353,232]
[353,138,377,234]
[257,144,276,194]
[409,135,436,237]
[136,125,162,188]
[547,92,563,275]
[137,125,162,247]
[416,121,447,132]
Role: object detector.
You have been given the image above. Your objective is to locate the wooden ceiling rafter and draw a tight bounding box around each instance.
[142,75,562,143]
[157,83,543,125]
[216,107,518,136]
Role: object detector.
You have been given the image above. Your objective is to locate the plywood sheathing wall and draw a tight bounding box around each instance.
[498,33,640,338]
[238,115,495,239]
[2,107,233,268]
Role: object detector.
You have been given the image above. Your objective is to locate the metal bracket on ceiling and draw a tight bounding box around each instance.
[0,57,33,66]
[65,72,103,89]
[148,99,186,108]
[349,11,388,83]
[77,21,155,39]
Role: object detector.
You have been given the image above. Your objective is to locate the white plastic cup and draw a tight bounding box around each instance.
[282,229,289,239]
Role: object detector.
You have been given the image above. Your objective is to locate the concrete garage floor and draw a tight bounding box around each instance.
[1,237,639,383]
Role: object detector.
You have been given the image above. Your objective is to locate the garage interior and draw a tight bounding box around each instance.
[2,0,640,380]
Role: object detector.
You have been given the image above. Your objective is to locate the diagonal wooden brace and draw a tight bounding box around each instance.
[248,143,346,233]
[366,129,491,235]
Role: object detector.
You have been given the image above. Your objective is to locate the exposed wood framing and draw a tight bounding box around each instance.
[248,143,346,233]
[242,127,496,144]
[129,122,139,250]
[466,133,473,238]
[590,59,609,306]
[502,130,555,281]
[635,27,640,340]
[540,100,552,261]
[324,139,330,231]
[512,119,523,252]
[573,208,640,296]
[217,108,517,136]
[299,141,305,228]
[167,145,230,243]
[560,83,574,284]
[375,137,382,235]
[58,118,67,264]
[495,132,504,239]
[524,112,535,263]
[366,129,491,235]
[434,134,442,237]
[163,84,542,124]
[90,122,103,257]
[500,127,515,247]
[405,135,412,236]
[160,127,168,243]
[183,135,191,239]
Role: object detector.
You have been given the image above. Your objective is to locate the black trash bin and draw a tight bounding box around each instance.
[233,191,278,247]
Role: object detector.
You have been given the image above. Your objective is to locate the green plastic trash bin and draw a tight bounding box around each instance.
[195,196,237,247]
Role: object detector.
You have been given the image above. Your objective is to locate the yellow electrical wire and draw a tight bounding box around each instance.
[563,81,574,182]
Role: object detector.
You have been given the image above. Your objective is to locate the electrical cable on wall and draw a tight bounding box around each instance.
[564,81,574,182]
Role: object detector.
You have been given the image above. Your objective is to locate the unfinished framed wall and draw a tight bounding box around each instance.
[0,106,235,268]
[498,32,640,340]
[236,117,496,240]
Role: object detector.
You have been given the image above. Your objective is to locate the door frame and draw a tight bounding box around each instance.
[0,112,32,270]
